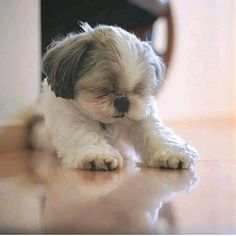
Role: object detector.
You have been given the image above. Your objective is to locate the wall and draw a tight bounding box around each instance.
[0,0,235,123]
[233,0,236,118]
[0,0,41,122]
[156,0,235,122]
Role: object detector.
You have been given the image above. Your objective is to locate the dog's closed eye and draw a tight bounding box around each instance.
[132,81,154,96]
[96,88,114,97]
[94,82,118,97]
[132,83,146,96]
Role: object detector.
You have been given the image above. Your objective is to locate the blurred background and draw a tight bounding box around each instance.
[0,2,235,233]
[0,0,235,124]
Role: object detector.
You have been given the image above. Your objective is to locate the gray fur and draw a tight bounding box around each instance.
[42,34,94,99]
[42,24,165,100]
[40,24,198,171]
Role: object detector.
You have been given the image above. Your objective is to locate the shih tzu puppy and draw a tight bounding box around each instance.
[40,23,198,171]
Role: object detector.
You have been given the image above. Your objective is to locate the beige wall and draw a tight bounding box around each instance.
[233,0,236,119]
[0,0,235,123]
[156,0,235,122]
[0,0,41,122]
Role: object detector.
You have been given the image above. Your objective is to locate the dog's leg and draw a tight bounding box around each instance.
[130,116,198,169]
[50,120,123,170]
[63,143,123,171]
[43,98,123,171]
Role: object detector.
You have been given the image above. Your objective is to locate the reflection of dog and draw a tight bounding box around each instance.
[0,150,198,233]
[40,22,198,170]
[41,167,198,234]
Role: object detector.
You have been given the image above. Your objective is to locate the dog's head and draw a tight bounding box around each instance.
[42,23,165,123]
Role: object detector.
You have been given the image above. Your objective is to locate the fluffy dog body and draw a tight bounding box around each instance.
[42,23,198,170]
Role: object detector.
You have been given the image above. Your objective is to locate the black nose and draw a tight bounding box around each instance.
[114,96,129,113]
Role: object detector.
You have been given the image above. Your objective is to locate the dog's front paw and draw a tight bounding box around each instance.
[147,144,198,169]
[63,145,123,171]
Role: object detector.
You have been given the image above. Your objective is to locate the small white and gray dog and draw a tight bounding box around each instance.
[38,23,198,171]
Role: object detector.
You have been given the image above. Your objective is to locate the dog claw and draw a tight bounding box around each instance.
[104,160,112,170]
[89,160,96,170]
[178,161,183,169]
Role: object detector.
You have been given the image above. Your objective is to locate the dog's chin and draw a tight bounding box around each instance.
[87,110,149,124]
[77,107,151,124]
[77,109,143,124]
[82,113,127,124]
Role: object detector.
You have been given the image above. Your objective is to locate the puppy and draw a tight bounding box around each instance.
[41,23,198,170]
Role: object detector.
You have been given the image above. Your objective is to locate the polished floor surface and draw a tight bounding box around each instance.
[0,122,235,234]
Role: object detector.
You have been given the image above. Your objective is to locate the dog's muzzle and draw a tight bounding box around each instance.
[114,96,129,118]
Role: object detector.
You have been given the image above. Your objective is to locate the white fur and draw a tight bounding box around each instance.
[42,81,198,170]
[40,24,198,170]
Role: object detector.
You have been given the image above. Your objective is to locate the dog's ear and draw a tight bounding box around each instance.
[142,42,166,93]
[152,53,166,91]
[42,34,93,99]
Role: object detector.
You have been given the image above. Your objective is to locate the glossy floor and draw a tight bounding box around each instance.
[0,122,235,234]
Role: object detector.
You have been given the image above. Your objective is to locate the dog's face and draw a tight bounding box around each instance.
[43,23,165,123]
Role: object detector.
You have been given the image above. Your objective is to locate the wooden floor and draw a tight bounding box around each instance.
[0,122,235,234]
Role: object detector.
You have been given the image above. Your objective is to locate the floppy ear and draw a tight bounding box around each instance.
[152,53,166,90]
[142,42,166,92]
[42,34,93,99]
